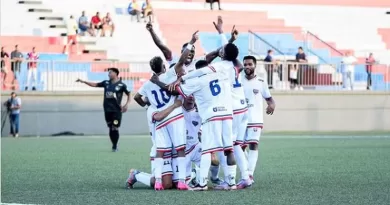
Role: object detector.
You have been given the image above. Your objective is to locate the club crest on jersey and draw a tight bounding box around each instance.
[253,89,259,94]
[240,99,245,104]
[115,86,120,91]
[254,128,258,132]
[192,121,199,126]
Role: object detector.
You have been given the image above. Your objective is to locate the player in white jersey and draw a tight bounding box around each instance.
[145,17,236,73]
[241,55,275,183]
[172,43,252,189]
[126,98,184,189]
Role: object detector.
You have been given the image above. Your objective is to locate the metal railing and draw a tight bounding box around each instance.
[1,59,389,91]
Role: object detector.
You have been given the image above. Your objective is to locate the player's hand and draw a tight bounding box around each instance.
[213,16,223,34]
[229,25,239,43]
[146,22,153,31]
[150,73,159,83]
[168,77,182,92]
[173,98,183,108]
[266,104,275,115]
[121,104,128,113]
[189,30,199,45]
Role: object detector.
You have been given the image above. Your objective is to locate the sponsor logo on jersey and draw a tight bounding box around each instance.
[240,99,245,104]
[213,107,227,112]
[253,89,259,94]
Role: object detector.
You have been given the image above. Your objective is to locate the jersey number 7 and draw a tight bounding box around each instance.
[209,80,221,96]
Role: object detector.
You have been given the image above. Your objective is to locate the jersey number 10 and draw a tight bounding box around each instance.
[151,89,171,108]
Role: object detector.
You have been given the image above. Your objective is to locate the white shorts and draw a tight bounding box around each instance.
[185,143,201,179]
[245,125,263,145]
[232,111,248,145]
[201,119,234,154]
[155,116,186,152]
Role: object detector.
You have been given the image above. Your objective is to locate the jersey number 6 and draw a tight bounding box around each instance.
[209,80,221,96]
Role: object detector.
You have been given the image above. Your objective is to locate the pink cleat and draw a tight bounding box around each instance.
[154,182,164,191]
[236,179,252,189]
[177,181,189,190]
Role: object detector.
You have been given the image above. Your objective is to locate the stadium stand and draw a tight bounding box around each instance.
[1,0,389,91]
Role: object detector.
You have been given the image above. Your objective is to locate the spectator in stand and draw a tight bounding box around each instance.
[78,11,94,36]
[128,0,141,22]
[1,47,9,88]
[142,0,154,22]
[26,47,39,91]
[295,47,307,90]
[365,53,376,90]
[102,12,115,37]
[341,51,357,90]
[63,15,79,55]
[206,0,222,10]
[10,45,23,90]
[91,12,104,36]
[264,49,275,89]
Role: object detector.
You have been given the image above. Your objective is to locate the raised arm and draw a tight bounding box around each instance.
[152,98,182,121]
[146,22,173,61]
[173,30,199,75]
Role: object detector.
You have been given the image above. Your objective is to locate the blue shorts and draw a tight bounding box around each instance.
[79,24,88,32]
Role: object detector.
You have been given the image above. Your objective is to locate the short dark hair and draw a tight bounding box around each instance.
[195,60,208,69]
[298,47,303,50]
[267,49,272,54]
[181,43,195,53]
[150,56,164,73]
[243,55,257,65]
[108,67,119,75]
[224,43,239,61]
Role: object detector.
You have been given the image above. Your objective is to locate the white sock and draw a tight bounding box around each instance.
[227,165,237,185]
[177,157,186,182]
[209,165,220,180]
[135,172,152,187]
[234,145,249,180]
[150,160,155,177]
[154,158,163,183]
[199,153,211,186]
[248,150,259,176]
[216,151,229,182]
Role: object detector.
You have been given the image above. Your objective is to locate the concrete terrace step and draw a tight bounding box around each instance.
[83,49,106,54]
[39,16,64,21]
[18,0,42,4]
[28,8,53,13]
[49,25,66,28]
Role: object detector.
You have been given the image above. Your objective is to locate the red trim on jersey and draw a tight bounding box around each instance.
[202,147,223,155]
[233,107,248,115]
[247,123,263,129]
[156,147,173,152]
[204,114,233,123]
[224,146,234,152]
[162,172,173,177]
[208,65,216,72]
[245,140,259,145]
[155,113,184,130]
[185,143,198,155]
[174,144,186,151]
[176,85,188,98]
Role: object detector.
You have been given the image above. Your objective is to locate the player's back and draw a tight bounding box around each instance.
[183,107,201,148]
[210,61,247,112]
[191,72,232,123]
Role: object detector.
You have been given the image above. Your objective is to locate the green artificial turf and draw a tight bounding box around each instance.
[2,136,390,205]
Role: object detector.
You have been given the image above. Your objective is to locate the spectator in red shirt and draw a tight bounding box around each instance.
[365,53,376,90]
[1,47,9,88]
[26,47,39,91]
[91,12,103,36]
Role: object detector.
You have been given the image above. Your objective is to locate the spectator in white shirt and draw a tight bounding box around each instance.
[63,15,80,55]
[341,51,357,90]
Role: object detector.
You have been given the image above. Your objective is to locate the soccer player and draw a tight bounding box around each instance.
[241,55,275,183]
[133,32,199,190]
[127,98,183,189]
[171,43,252,189]
[169,45,240,191]
[76,68,130,152]
[145,16,236,72]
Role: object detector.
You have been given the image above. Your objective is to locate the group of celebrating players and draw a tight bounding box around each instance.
[128,17,276,191]
[76,16,275,191]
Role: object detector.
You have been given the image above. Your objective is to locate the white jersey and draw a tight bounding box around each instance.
[183,106,201,149]
[177,72,233,123]
[146,105,158,143]
[137,69,183,128]
[181,60,248,113]
[168,55,206,73]
[242,75,272,126]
